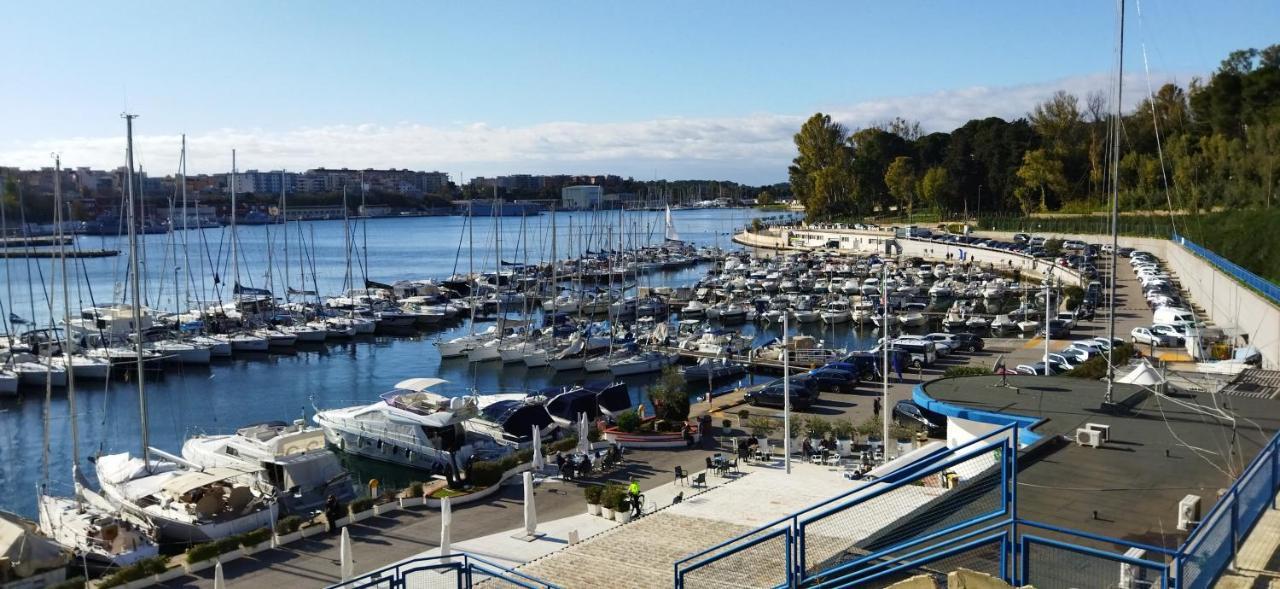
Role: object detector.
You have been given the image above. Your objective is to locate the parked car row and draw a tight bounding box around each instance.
[1015,336,1124,375]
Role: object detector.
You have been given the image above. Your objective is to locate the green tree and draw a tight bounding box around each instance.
[755,190,774,206]
[883,156,916,220]
[788,113,855,219]
[1014,149,1067,214]
[1029,90,1083,155]
[647,367,690,422]
[918,167,953,215]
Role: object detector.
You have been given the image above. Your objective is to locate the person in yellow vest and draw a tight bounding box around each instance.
[627,478,642,517]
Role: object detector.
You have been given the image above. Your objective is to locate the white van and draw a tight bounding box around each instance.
[1153,306,1196,326]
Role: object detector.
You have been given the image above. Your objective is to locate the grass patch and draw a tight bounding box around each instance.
[429,486,475,499]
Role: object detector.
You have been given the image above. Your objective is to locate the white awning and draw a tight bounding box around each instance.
[394,377,449,392]
[1117,359,1166,387]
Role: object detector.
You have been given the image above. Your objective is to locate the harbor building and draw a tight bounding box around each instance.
[561,185,602,210]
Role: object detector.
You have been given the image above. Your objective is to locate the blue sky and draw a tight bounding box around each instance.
[1,1,1276,183]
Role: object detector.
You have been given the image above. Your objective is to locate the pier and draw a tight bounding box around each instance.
[0,248,118,258]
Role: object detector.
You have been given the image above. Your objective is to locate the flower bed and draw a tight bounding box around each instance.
[603,417,697,448]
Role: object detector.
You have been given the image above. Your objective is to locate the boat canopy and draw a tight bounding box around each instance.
[159,468,250,499]
[394,377,448,392]
[0,511,70,578]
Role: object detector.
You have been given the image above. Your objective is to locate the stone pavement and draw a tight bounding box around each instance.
[1215,490,1280,588]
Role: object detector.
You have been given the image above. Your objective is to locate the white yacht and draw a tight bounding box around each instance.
[94,450,276,543]
[313,378,509,473]
[145,339,213,365]
[820,300,851,324]
[610,350,676,376]
[182,420,355,514]
[990,314,1017,333]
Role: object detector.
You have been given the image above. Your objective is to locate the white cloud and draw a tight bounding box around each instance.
[0,72,1178,184]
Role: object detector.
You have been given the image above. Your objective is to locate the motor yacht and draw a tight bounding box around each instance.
[182,420,354,515]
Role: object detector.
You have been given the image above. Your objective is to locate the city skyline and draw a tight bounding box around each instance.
[2,1,1276,183]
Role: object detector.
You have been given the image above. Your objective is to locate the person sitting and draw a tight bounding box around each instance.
[578,454,592,478]
[802,438,814,459]
[682,424,695,448]
[555,453,568,479]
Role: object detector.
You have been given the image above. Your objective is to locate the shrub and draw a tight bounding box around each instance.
[467,460,505,487]
[99,556,169,587]
[721,418,732,430]
[804,416,831,439]
[349,497,376,514]
[238,527,272,548]
[549,437,578,453]
[584,485,603,504]
[587,427,602,443]
[738,409,750,421]
[614,489,631,512]
[186,536,240,564]
[944,365,992,378]
[405,481,424,498]
[746,416,777,438]
[275,515,304,535]
[616,409,641,433]
[1067,343,1137,380]
[50,577,85,589]
[1062,285,1085,310]
[831,420,856,441]
[601,484,626,511]
[513,448,535,464]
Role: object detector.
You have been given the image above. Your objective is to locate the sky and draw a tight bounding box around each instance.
[1,0,1276,184]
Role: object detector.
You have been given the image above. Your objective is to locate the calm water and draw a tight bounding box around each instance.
[3,208,857,518]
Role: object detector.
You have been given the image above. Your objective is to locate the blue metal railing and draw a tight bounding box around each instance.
[329,552,561,589]
[1173,231,1280,306]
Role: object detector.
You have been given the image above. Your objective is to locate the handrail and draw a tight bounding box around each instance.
[1017,519,1179,557]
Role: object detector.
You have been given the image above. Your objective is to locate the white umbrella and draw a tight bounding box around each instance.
[213,561,225,589]
[531,425,545,471]
[440,496,453,562]
[577,413,590,455]
[339,526,354,580]
[523,471,538,538]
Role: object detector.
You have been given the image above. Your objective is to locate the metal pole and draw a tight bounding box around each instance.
[1043,271,1051,372]
[783,312,791,475]
[882,259,890,463]
[123,113,149,470]
[1104,0,1125,406]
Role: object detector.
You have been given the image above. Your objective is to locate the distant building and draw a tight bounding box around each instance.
[561,185,602,210]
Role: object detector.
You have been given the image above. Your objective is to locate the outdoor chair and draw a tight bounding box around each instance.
[692,472,707,488]
[674,465,689,486]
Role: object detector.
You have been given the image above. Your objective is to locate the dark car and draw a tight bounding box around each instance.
[746,377,819,409]
[947,333,985,352]
[1040,319,1072,339]
[806,367,857,393]
[893,400,945,434]
[832,352,880,379]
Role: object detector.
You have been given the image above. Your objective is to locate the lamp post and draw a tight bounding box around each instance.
[782,312,791,475]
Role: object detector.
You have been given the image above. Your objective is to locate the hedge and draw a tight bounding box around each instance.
[349,497,376,514]
[275,515,304,535]
[944,365,993,378]
[238,527,272,548]
[98,556,169,588]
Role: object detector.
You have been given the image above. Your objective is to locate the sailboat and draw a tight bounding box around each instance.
[38,154,160,569]
[95,122,276,543]
[664,204,682,243]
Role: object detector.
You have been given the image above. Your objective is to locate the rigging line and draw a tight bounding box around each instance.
[1151,389,1237,480]
[1134,0,1180,237]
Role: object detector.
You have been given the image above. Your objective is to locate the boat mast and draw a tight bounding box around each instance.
[180,135,189,320]
[282,170,289,304]
[54,156,81,472]
[1103,0,1124,406]
[124,113,150,469]
[231,149,239,296]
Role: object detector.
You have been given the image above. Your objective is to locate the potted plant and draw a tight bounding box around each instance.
[614,491,632,524]
[832,421,856,457]
[737,409,750,427]
[584,485,603,516]
[600,485,620,520]
[721,418,733,436]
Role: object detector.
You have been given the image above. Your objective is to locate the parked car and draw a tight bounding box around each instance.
[1040,319,1072,339]
[1055,347,1090,364]
[1150,324,1188,345]
[1016,361,1068,376]
[746,378,819,409]
[893,400,944,434]
[806,367,858,393]
[1131,327,1171,347]
[945,332,986,352]
[1046,353,1079,370]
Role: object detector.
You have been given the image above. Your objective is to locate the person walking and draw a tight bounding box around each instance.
[873,397,882,418]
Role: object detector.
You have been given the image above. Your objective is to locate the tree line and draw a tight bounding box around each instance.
[789,44,1280,221]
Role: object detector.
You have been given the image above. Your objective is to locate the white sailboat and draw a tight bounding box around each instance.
[96,124,276,544]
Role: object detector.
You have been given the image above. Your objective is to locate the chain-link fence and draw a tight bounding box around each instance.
[1021,534,1169,589]
[677,527,792,589]
[797,441,1010,581]
[330,553,560,589]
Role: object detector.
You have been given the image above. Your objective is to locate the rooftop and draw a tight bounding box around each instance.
[917,374,1280,549]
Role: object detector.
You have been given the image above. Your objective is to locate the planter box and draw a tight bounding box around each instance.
[587,503,601,516]
[350,509,375,523]
[219,547,245,561]
[373,502,396,516]
[274,531,303,546]
[152,566,185,584]
[602,508,616,521]
[400,496,425,509]
[424,480,503,508]
[302,523,329,538]
[184,558,215,575]
[604,430,689,449]
[242,541,271,556]
[615,510,632,524]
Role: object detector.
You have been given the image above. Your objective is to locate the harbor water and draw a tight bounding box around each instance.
[2,208,863,519]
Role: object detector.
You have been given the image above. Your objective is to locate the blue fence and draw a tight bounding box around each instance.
[328,552,561,589]
[1173,232,1280,305]
[1176,433,1280,589]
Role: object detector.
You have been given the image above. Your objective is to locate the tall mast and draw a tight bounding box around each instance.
[55,155,82,492]
[282,170,290,304]
[230,149,239,294]
[1103,0,1124,406]
[123,113,150,469]
[180,135,189,318]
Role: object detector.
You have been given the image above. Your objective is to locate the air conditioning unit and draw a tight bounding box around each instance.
[1119,548,1150,589]
[1177,495,1201,532]
[1075,427,1101,448]
[1085,422,1112,443]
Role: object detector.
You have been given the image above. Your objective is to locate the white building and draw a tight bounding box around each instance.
[561,185,602,210]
